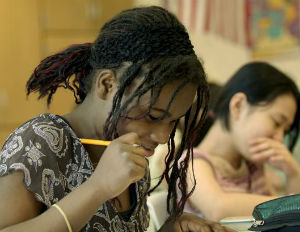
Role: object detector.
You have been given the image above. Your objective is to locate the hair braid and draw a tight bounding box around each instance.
[27,43,92,104]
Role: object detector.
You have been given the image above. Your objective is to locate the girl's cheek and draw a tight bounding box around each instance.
[255,119,275,137]
[119,118,149,136]
[116,118,132,135]
[249,125,268,139]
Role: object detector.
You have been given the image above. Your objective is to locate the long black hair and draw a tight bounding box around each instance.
[26,6,209,218]
[214,61,300,150]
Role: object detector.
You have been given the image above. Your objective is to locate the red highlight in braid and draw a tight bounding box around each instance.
[27,43,92,105]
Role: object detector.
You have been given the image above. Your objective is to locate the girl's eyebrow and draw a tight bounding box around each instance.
[274,113,292,131]
[278,113,292,126]
[279,114,287,121]
[151,107,172,117]
[151,107,186,119]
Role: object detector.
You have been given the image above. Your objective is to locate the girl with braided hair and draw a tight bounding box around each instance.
[0,6,232,232]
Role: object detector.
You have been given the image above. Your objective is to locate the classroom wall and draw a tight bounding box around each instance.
[190,32,300,88]
[134,0,300,87]
[0,0,44,145]
[0,0,133,146]
[1,0,299,147]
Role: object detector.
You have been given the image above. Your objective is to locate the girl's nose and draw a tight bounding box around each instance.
[150,123,173,145]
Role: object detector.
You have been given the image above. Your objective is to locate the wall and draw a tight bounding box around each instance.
[0,0,44,145]
[134,0,300,87]
[190,32,300,88]
[0,0,133,146]
[1,0,299,146]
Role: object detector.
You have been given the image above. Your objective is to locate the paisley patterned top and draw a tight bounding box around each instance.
[0,114,150,232]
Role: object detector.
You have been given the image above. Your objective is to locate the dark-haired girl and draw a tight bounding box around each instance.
[0,6,232,232]
[185,62,300,221]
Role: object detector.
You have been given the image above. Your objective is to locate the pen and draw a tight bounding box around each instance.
[80,138,140,147]
[80,138,111,146]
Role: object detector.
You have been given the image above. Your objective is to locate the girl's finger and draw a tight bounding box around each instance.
[129,153,148,169]
[185,221,213,232]
[249,142,270,153]
[185,221,204,232]
[174,221,183,232]
[249,138,283,149]
[248,137,268,145]
[117,132,141,145]
[130,164,146,182]
[211,223,227,232]
[122,144,152,157]
[269,155,284,163]
[133,145,154,157]
[179,220,189,232]
[198,225,212,232]
[251,149,275,162]
[197,224,212,232]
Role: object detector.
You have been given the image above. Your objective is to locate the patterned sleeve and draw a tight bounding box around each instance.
[0,116,72,207]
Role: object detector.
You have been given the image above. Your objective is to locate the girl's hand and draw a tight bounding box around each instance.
[160,212,235,232]
[89,132,149,201]
[249,137,300,178]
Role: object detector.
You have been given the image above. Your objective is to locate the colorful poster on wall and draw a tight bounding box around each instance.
[162,0,299,58]
[249,0,299,58]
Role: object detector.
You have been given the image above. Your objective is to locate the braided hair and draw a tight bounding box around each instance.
[27,6,209,219]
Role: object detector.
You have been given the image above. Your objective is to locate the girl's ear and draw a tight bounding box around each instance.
[229,92,248,120]
[95,70,119,100]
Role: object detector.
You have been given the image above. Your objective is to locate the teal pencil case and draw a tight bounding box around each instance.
[249,194,300,231]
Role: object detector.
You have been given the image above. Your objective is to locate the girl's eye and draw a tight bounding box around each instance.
[274,121,280,127]
[272,118,280,127]
[148,114,159,121]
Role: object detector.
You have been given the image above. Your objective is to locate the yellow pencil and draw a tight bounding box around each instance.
[80,138,111,146]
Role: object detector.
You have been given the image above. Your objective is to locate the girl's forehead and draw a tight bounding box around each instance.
[270,94,296,118]
[123,77,199,120]
[151,83,197,113]
[253,94,297,122]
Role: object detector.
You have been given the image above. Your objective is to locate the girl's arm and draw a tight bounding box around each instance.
[264,165,285,194]
[0,133,149,232]
[0,171,109,232]
[187,159,278,222]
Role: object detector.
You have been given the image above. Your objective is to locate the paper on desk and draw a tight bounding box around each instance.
[220,216,254,231]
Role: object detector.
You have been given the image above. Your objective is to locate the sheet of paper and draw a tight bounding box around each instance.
[220,216,254,231]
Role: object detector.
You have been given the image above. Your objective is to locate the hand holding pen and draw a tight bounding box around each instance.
[84,132,149,200]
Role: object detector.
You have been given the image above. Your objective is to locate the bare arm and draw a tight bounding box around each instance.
[187,159,278,222]
[0,171,109,232]
[264,165,285,195]
[0,133,149,231]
